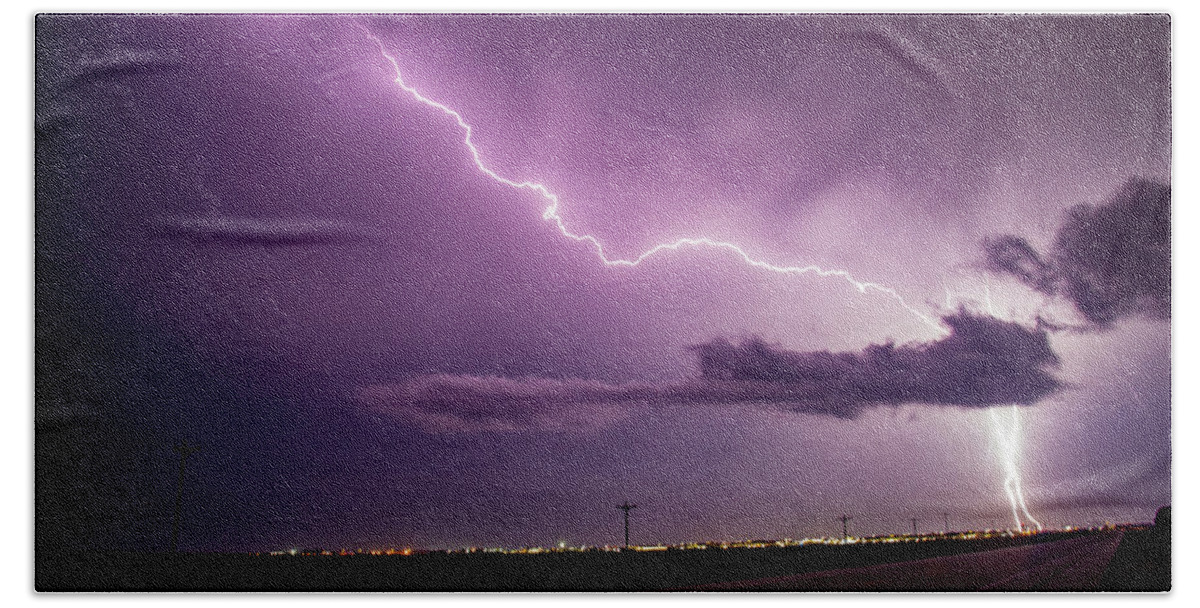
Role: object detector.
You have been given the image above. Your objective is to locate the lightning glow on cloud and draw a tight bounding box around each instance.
[362,27,945,335]
[362,23,1055,531]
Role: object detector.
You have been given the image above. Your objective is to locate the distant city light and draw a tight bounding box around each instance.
[261,521,1152,558]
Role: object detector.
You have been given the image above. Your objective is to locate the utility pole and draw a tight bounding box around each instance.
[911,518,919,536]
[838,514,852,542]
[616,501,637,548]
[171,440,202,553]
[943,512,950,534]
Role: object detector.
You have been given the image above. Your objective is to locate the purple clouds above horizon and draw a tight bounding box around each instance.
[983,178,1170,327]
[152,216,377,246]
[359,310,1062,433]
[36,14,1172,551]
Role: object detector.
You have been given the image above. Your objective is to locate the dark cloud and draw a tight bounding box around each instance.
[984,179,1170,326]
[981,235,1056,293]
[356,376,637,434]
[692,310,1061,410]
[151,216,374,246]
[360,310,1062,432]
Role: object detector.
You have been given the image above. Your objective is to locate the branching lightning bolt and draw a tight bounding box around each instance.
[988,406,1043,532]
[362,24,1057,533]
[362,29,944,334]
[982,283,1042,532]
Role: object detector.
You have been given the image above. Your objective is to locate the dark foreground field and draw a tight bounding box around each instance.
[37,527,1168,592]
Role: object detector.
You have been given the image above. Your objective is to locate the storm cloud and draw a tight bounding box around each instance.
[35,14,1170,551]
[152,216,374,246]
[360,310,1062,432]
[693,310,1062,408]
[984,178,1170,327]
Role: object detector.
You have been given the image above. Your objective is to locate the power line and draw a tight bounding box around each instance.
[616,501,637,548]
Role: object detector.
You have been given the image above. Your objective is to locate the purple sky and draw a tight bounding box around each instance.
[36,14,1170,552]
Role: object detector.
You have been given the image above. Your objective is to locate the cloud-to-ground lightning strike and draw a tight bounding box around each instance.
[982,283,1042,531]
[363,25,1048,529]
[362,29,944,334]
[989,406,1044,532]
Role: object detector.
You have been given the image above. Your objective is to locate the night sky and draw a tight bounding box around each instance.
[35,14,1170,553]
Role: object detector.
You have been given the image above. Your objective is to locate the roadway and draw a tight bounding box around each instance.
[688,531,1127,591]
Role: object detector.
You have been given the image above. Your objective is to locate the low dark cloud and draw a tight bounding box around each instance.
[984,178,1170,327]
[151,216,373,246]
[356,376,638,434]
[360,310,1062,432]
[692,310,1061,410]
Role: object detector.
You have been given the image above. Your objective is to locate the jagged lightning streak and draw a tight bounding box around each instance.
[361,28,944,334]
[363,24,1054,532]
[988,406,1043,532]
[982,284,1043,532]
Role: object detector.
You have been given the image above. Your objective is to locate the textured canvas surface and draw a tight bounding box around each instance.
[34,13,1170,591]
